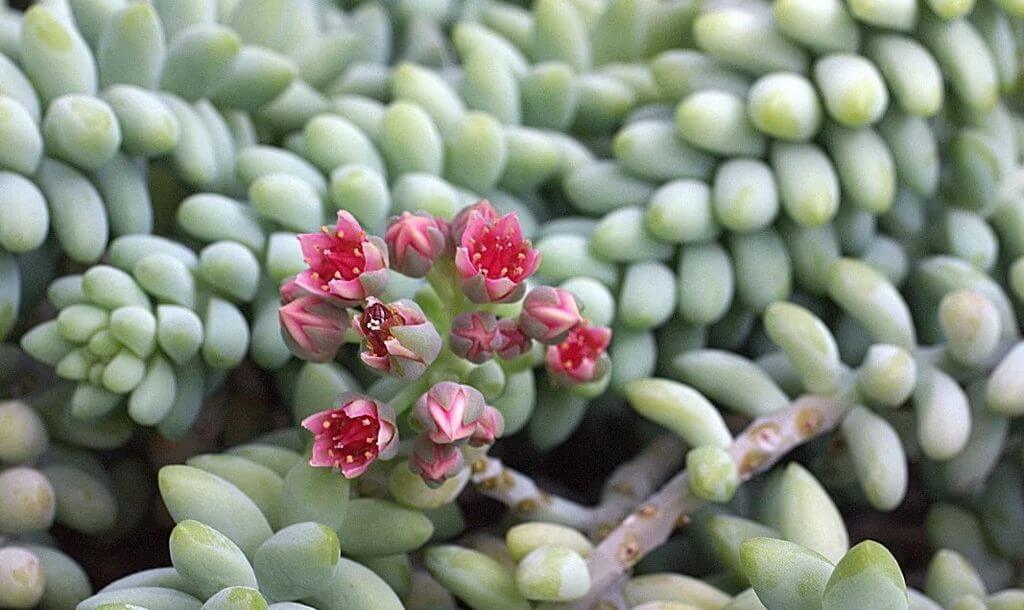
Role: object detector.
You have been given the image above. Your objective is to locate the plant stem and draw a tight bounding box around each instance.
[548,393,852,610]
[466,434,686,536]
[387,375,432,415]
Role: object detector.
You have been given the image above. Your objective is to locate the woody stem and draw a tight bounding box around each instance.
[547,394,852,610]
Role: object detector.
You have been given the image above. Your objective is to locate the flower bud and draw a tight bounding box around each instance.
[455,210,541,303]
[469,406,505,447]
[450,199,497,244]
[385,211,449,278]
[412,381,486,444]
[409,435,465,487]
[450,311,500,364]
[495,318,531,360]
[278,281,349,363]
[354,298,442,380]
[546,322,612,385]
[295,210,389,306]
[519,286,583,344]
[301,393,398,478]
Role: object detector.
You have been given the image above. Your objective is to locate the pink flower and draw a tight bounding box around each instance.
[469,406,505,447]
[519,286,582,344]
[278,279,349,362]
[301,394,398,478]
[295,211,389,306]
[450,199,497,245]
[385,211,449,278]
[353,298,441,380]
[410,435,465,487]
[454,210,540,304]
[495,318,531,360]
[449,311,500,364]
[546,322,612,385]
[412,381,485,444]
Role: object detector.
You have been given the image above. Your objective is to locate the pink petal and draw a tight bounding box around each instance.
[334,210,364,237]
[454,247,477,279]
[301,411,332,432]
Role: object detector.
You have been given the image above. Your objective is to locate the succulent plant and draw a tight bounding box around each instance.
[3,0,1024,608]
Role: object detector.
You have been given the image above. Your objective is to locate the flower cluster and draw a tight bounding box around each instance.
[287,201,610,483]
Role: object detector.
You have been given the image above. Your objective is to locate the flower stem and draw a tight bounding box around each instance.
[466,434,686,536]
[387,375,432,415]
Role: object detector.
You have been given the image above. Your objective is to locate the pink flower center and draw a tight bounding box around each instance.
[359,301,405,356]
[319,409,381,470]
[466,222,532,281]
[306,226,368,291]
[556,324,607,372]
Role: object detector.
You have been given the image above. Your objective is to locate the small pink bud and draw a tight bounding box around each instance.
[519,286,582,344]
[449,311,500,364]
[409,435,465,487]
[384,211,449,278]
[301,393,398,478]
[450,199,497,245]
[469,406,505,447]
[279,280,349,363]
[454,210,540,304]
[495,318,531,360]
[412,381,485,444]
[354,297,442,380]
[546,322,612,385]
[295,211,389,307]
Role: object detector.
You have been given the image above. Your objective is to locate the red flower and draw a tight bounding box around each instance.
[353,297,441,380]
[412,381,485,444]
[449,311,500,364]
[454,210,540,304]
[278,279,349,363]
[301,394,398,478]
[384,211,448,278]
[450,199,497,245]
[519,286,582,344]
[546,322,612,385]
[495,318,531,360]
[409,435,465,487]
[295,211,388,306]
